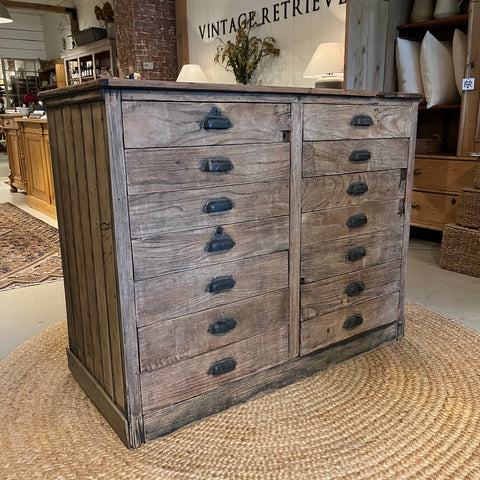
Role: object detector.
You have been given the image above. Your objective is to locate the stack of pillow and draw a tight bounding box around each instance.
[395,0,467,108]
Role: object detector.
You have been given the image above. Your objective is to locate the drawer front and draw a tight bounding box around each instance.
[410,191,458,231]
[301,199,405,246]
[303,104,413,141]
[123,102,291,148]
[136,251,289,327]
[300,292,400,355]
[126,143,290,195]
[302,169,405,212]
[138,289,289,372]
[129,180,289,238]
[301,228,404,283]
[301,260,401,320]
[3,117,17,128]
[413,157,476,194]
[141,326,289,413]
[303,138,409,177]
[132,216,289,281]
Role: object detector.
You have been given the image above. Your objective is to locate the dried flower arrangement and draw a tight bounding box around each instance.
[95,2,114,26]
[214,12,280,85]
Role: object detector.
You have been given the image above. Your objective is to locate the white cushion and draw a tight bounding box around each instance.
[411,0,434,22]
[453,28,467,95]
[396,38,424,96]
[420,31,460,108]
[434,0,461,19]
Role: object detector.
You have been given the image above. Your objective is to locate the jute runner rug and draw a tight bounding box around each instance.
[0,202,63,291]
[1,304,479,479]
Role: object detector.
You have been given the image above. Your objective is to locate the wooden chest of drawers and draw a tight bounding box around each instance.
[41,80,419,448]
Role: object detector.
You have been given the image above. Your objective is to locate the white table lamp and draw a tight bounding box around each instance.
[304,42,345,89]
[176,64,209,83]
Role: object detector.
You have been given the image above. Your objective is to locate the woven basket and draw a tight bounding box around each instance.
[439,224,480,278]
[415,136,441,154]
[457,187,480,228]
[474,162,480,188]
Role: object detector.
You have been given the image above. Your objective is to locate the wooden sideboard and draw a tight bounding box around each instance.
[0,114,26,192]
[41,80,419,449]
[0,115,56,219]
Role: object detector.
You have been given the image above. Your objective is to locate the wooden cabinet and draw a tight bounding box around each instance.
[0,114,26,191]
[16,119,56,219]
[38,61,66,91]
[61,38,117,86]
[41,80,418,449]
[346,1,480,231]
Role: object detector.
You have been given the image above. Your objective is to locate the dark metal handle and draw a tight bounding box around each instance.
[343,314,364,330]
[203,197,234,214]
[200,107,233,130]
[207,276,236,293]
[351,114,374,127]
[349,150,371,163]
[346,246,366,261]
[208,317,237,335]
[208,357,237,376]
[347,182,369,195]
[201,157,234,172]
[345,281,365,296]
[346,214,368,228]
[205,226,235,253]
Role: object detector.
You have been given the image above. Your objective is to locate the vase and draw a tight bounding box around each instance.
[434,0,461,19]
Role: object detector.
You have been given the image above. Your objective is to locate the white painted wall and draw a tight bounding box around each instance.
[76,0,104,31]
[187,0,347,87]
[0,12,46,59]
[42,13,73,59]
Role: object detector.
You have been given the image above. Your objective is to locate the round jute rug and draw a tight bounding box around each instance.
[1,304,480,479]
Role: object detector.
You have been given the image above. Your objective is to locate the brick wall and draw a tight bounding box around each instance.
[113,0,178,81]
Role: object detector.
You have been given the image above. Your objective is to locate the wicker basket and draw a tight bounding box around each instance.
[439,224,480,278]
[457,187,480,228]
[415,136,441,154]
[474,161,480,189]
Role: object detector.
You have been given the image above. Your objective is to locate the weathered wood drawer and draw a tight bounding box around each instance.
[132,216,289,281]
[413,157,476,194]
[301,260,401,320]
[301,228,404,283]
[302,169,406,212]
[2,117,17,128]
[138,289,289,372]
[125,143,290,195]
[128,180,289,238]
[123,102,291,148]
[303,104,413,141]
[301,199,405,246]
[303,138,409,177]
[135,251,289,327]
[141,326,289,413]
[300,292,400,355]
[410,191,458,231]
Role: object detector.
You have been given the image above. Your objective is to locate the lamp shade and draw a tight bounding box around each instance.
[0,3,12,23]
[176,64,209,83]
[303,42,344,78]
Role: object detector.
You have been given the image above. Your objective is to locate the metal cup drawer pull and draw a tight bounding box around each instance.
[349,150,371,163]
[347,182,369,195]
[343,314,364,330]
[201,157,234,173]
[207,275,236,294]
[200,107,233,130]
[346,214,368,228]
[205,226,235,253]
[208,317,238,335]
[345,281,365,296]
[351,114,374,127]
[346,246,366,261]
[208,357,237,376]
[203,197,234,214]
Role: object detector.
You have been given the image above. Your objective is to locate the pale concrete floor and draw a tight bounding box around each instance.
[0,152,479,360]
